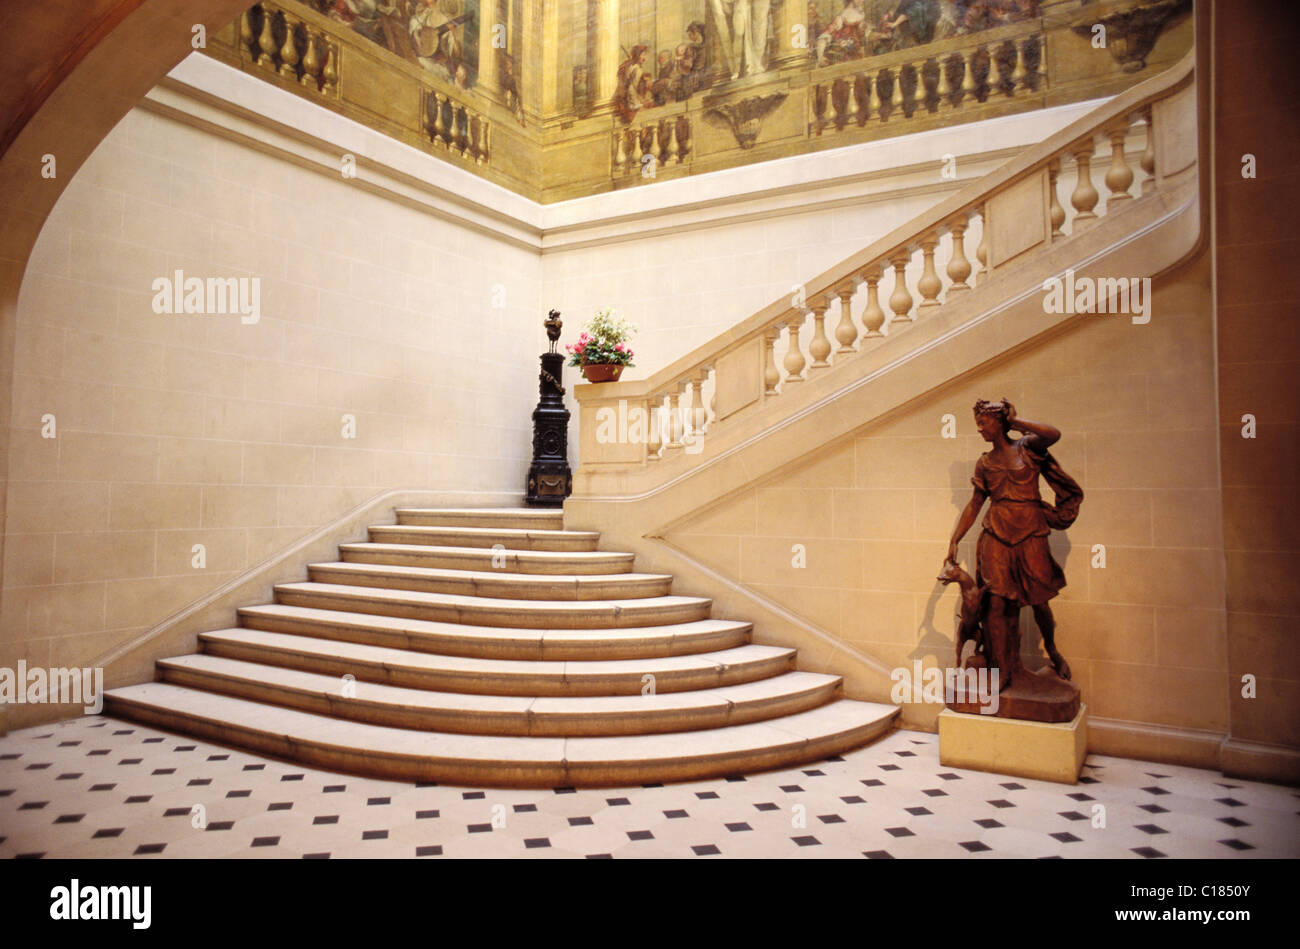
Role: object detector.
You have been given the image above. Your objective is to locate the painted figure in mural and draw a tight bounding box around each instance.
[328,0,415,59]
[500,53,525,124]
[710,0,773,80]
[409,0,470,84]
[614,45,654,124]
[945,399,1082,689]
[815,0,867,66]
[880,0,941,48]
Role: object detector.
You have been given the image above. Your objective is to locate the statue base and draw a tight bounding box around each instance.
[938,704,1088,785]
[947,660,1081,723]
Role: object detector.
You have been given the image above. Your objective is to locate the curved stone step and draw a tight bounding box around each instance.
[237,604,752,660]
[274,581,711,629]
[369,524,599,552]
[339,542,635,576]
[198,628,795,696]
[103,683,899,786]
[156,654,843,736]
[394,508,565,530]
[306,560,674,601]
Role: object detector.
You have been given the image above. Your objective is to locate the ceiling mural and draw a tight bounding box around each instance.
[203,0,1193,202]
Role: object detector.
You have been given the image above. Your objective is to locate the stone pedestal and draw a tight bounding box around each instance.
[939,704,1088,784]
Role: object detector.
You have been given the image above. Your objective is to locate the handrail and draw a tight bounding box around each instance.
[597,48,1192,405]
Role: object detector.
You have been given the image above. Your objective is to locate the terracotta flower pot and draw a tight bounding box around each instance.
[581,362,624,383]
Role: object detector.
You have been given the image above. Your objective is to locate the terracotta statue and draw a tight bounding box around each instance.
[943,399,1083,722]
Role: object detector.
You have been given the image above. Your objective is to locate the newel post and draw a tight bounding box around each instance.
[526,310,573,506]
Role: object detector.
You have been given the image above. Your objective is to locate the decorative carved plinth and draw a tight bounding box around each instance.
[939,704,1088,784]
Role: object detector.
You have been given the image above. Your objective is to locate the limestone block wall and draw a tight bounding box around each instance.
[667,251,1229,759]
[1,106,543,690]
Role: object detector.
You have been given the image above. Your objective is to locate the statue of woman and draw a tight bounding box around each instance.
[945,399,1082,690]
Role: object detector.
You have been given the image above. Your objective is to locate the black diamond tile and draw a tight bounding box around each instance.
[975,818,1003,829]
[861,779,885,788]
[692,844,721,855]
[524,838,550,849]
[552,786,576,794]
[1058,811,1087,822]
[243,764,265,771]
[885,827,914,838]
[1051,832,1082,843]
[280,773,304,782]
[126,795,151,804]
[1067,792,1095,801]
[922,788,948,798]
[462,791,485,800]
[0,789,13,796]
[1138,803,1169,814]
[569,816,594,826]
[513,803,537,813]
[791,836,820,847]
[367,797,391,806]
[960,840,992,852]
[640,783,663,789]
[86,750,109,756]
[207,754,229,761]
[1135,824,1168,835]
[468,823,492,834]
[879,764,902,772]
[117,758,142,766]
[251,837,279,848]
[695,791,719,799]
[303,852,330,860]
[988,799,1015,809]
[133,844,166,855]
[1218,838,1254,851]
[1132,846,1166,858]
[163,807,190,817]
[151,768,176,776]
[803,768,827,775]
[187,779,211,787]
[840,795,866,804]
[863,850,894,859]
[1078,776,1100,784]
[414,781,437,788]
[664,809,689,819]
[268,802,292,812]
[894,751,916,758]
[780,784,804,793]
[627,830,654,841]
[19,801,48,810]
[1144,772,1170,779]
[142,737,163,744]
[725,822,752,832]
[416,809,439,820]
[1216,797,1245,808]
[723,775,747,783]
[92,828,124,839]
[585,853,612,859]
[937,773,962,781]
[324,784,346,793]
[1141,786,1170,796]
[313,816,339,825]
[207,821,234,831]
[361,830,388,840]
[754,802,779,812]
[818,814,845,824]
[54,814,84,824]
[824,755,845,762]
[905,806,933,817]
[1217,816,1249,828]
[57,741,81,747]
[226,790,252,799]
[999,782,1025,790]
[415,845,442,857]
[25,762,51,770]
[0,753,19,760]
[606,797,630,806]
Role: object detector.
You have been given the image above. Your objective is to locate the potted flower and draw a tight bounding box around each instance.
[565,306,636,383]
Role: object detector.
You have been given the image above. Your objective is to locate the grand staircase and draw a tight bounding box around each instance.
[105,508,898,787]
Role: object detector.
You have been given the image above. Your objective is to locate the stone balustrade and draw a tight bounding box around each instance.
[238,3,338,96]
[424,90,491,165]
[811,21,1045,135]
[578,54,1197,471]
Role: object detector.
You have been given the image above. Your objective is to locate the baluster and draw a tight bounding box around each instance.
[987,44,1004,97]
[763,327,781,395]
[240,10,255,58]
[1048,158,1066,237]
[646,398,663,461]
[614,129,627,173]
[1070,139,1099,227]
[812,86,824,135]
[1036,34,1048,91]
[946,217,972,295]
[431,93,446,147]
[322,42,338,93]
[1011,39,1029,95]
[917,233,942,311]
[663,384,687,453]
[697,366,715,433]
[460,107,472,155]
[479,121,490,165]
[845,77,860,126]
[890,67,905,116]
[1105,122,1134,205]
[834,284,859,354]
[278,16,299,79]
[469,117,482,162]
[868,71,883,123]
[665,119,680,164]
[300,31,321,87]
[975,206,989,285]
[808,302,832,369]
[257,8,278,68]
[859,268,885,337]
[937,54,954,109]
[783,315,807,383]
[960,50,977,107]
[1140,107,1156,194]
[911,61,929,115]
[826,81,840,131]
[888,252,914,326]
[648,122,662,165]
[677,119,690,160]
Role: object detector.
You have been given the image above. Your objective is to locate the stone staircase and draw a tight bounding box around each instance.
[105,508,898,787]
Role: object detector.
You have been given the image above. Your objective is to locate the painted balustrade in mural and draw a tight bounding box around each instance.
[579,55,1196,469]
[238,3,339,96]
[613,115,693,176]
[425,89,491,165]
[812,20,1046,134]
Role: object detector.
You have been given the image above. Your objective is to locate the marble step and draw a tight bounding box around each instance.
[104,683,900,787]
[306,560,674,600]
[338,542,635,576]
[237,604,752,660]
[369,524,599,552]
[156,654,842,736]
[273,581,712,629]
[198,627,795,696]
[394,508,565,530]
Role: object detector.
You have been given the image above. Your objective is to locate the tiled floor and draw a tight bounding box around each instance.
[1,715,1296,859]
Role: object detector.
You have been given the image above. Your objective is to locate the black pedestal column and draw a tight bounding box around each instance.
[525,311,572,506]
